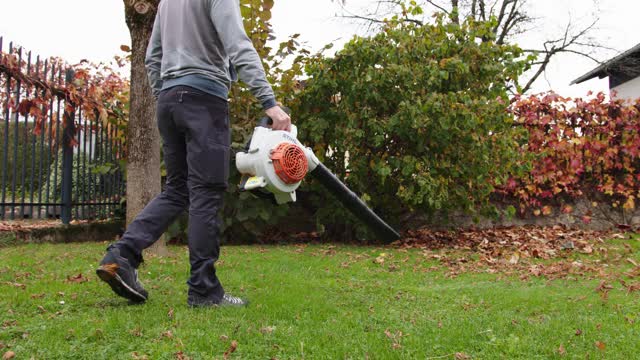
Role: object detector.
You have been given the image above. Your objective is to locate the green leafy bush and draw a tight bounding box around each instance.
[295,12,531,237]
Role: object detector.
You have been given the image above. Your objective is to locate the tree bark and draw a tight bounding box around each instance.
[123,0,167,256]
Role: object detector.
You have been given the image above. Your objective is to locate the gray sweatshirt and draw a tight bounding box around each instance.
[145,0,277,110]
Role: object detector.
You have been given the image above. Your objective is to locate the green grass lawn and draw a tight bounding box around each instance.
[1,237,639,359]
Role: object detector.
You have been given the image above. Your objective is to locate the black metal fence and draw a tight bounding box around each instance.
[0,37,125,224]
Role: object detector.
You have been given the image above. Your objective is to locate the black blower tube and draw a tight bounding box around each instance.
[310,163,401,243]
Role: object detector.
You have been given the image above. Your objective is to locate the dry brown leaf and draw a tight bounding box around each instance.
[455,352,471,360]
[4,282,25,290]
[168,308,174,319]
[223,340,238,359]
[2,351,15,360]
[575,329,582,336]
[595,281,613,293]
[595,341,606,350]
[558,344,566,355]
[175,351,190,360]
[131,352,149,360]
[260,326,276,334]
[66,273,88,283]
[581,245,593,254]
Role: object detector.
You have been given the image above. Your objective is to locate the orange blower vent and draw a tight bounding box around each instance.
[270,143,308,184]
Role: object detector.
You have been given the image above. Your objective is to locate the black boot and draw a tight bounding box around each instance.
[96,246,148,303]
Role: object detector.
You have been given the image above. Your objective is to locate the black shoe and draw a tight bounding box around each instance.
[188,293,248,308]
[96,247,148,303]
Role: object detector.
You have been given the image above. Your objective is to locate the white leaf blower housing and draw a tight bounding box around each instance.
[235,125,320,204]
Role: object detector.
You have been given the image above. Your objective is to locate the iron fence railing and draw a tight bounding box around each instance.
[0,37,125,223]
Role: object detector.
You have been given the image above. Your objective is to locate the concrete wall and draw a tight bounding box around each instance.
[421,198,640,231]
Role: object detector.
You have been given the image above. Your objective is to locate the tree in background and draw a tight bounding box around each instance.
[122,0,165,255]
[335,0,609,93]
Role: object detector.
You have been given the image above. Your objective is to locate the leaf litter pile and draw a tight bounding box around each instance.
[394,225,639,282]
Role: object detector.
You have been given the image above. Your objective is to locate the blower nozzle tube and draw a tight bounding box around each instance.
[310,163,401,243]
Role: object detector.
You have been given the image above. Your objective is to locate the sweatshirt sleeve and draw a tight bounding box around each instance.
[145,12,163,98]
[210,0,277,110]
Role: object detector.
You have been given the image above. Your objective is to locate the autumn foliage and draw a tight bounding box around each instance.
[0,46,129,147]
[497,93,640,220]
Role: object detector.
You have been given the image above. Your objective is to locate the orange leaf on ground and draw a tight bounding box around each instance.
[223,340,238,359]
[66,273,88,283]
[558,344,566,355]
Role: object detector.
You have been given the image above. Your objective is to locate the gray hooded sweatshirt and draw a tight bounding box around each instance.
[145,0,277,110]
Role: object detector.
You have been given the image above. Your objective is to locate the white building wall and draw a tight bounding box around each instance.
[611,76,640,101]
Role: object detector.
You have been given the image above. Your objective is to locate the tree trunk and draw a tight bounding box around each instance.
[123,0,167,256]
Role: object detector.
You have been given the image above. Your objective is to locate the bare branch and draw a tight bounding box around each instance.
[520,18,602,92]
[424,0,451,14]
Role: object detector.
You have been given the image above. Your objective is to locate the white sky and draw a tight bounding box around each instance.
[0,0,638,97]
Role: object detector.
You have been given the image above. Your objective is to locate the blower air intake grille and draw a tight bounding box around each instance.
[271,143,308,184]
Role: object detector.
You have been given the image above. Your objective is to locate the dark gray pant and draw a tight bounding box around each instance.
[114,85,230,302]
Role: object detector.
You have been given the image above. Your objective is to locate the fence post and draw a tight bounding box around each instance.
[60,69,75,225]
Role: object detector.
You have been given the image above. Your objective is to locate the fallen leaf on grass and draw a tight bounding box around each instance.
[595,281,613,300]
[66,273,88,283]
[558,344,566,355]
[168,308,174,319]
[223,340,238,359]
[30,293,45,299]
[374,253,387,265]
[1,321,17,329]
[260,326,276,334]
[619,279,640,294]
[575,329,582,336]
[580,245,593,254]
[219,335,229,341]
[595,341,606,351]
[4,282,25,290]
[161,330,173,339]
[2,351,15,360]
[384,329,404,349]
[175,351,190,360]
[455,352,471,360]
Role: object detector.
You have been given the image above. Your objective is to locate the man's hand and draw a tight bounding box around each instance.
[265,106,292,132]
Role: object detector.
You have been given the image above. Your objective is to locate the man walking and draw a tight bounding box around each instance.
[96,0,291,307]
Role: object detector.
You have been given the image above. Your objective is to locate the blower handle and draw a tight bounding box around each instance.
[257,107,291,128]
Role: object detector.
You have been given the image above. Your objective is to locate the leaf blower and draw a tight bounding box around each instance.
[235,116,401,243]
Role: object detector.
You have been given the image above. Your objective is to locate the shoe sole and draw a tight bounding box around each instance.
[188,300,249,308]
[96,265,147,303]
